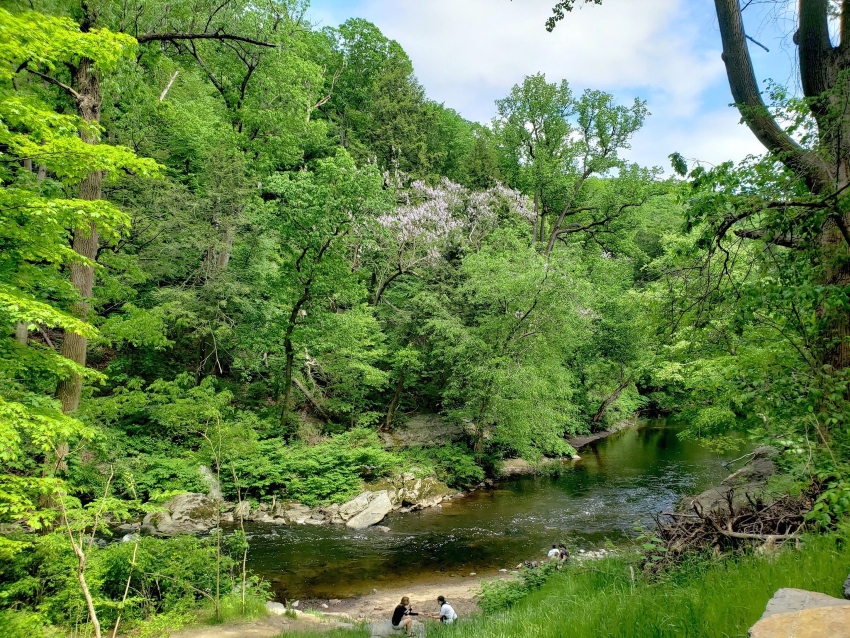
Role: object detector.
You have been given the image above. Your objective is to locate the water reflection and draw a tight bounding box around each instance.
[245,420,747,599]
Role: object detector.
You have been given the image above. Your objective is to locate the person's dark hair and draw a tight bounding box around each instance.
[437,596,446,603]
[552,544,557,548]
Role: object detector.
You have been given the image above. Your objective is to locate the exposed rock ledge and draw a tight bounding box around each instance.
[141,473,454,536]
[498,427,627,477]
[684,445,777,515]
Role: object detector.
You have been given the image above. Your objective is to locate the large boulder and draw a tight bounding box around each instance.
[688,446,777,515]
[379,413,464,448]
[273,501,312,524]
[749,588,850,637]
[370,474,453,510]
[339,492,372,520]
[141,493,218,536]
[346,491,393,529]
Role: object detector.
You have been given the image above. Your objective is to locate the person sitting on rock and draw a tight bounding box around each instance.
[547,544,560,561]
[391,596,418,635]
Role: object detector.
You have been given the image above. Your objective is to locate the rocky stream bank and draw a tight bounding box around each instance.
[131,472,455,537]
[123,420,627,538]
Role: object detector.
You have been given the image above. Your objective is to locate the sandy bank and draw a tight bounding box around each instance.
[168,572,513,637]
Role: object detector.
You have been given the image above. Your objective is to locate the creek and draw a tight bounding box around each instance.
[244,420,748,600]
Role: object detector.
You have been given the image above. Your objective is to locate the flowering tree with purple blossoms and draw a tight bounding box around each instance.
[371,176,534,305]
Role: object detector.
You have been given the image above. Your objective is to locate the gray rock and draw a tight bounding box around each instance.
[346,492,393,529]
[379,413,464,449]
[339,492,372,520]
[115,523,140,533]
[141,493,219,537]
[283,503,311,520]
[687,447,777,515]
[376,525,391,533]
[844,572,850,600]
[234,500,251,520]
[266,601,287,616]
[759,588,850,620]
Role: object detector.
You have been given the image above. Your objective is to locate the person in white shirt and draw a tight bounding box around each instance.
[547,544,560,560]
[436,596,457,624]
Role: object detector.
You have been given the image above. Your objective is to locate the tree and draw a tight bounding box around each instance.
[546,0,850,377]
[252,150,391,433]
[425,229,584,457]
[20,0,308,412]
[0,8,157,635]
[493,74,651,257]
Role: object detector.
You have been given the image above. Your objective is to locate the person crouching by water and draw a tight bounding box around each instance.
[391,596,418,636]
[436,595,457,624]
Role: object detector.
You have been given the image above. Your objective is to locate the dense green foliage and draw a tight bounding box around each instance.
[3,0,850,635]
[0,531,265,636]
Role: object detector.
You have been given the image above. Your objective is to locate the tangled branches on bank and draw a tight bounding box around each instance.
[641,487,816,574]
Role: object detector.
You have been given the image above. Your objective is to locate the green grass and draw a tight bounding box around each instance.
[275,534,850,637]
[201,592,270,625]
[429,534,850,638]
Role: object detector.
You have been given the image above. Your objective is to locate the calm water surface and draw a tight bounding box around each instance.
[245,421,747,599]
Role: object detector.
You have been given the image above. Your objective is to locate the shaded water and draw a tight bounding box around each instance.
[245,421,747,599]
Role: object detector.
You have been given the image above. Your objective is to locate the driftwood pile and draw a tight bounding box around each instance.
[644,487,814,572]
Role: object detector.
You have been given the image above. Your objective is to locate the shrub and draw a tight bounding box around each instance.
[424,444,485,489]
[230,428,395,506]
[0,533,241,631]
[477,561,558,613]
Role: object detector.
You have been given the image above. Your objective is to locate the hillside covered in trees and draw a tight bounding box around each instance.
[3,1,850,636]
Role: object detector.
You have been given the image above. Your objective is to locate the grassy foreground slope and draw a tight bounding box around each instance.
[286,534,850,638]
[422,535,850,638]
[445,537,850,638]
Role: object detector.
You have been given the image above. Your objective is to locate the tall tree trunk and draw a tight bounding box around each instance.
[217,226,235,270]
[56,58,102,413]
[15,322,28,345]
[822,215,850,372]
[592,376,631,427]
[383,366,406,432]
[280,343,295,431]
[713,0,850,373]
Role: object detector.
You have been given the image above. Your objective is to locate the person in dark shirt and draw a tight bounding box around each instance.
[391,596,418,635]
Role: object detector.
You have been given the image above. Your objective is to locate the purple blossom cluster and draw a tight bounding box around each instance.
[377,177,533,261]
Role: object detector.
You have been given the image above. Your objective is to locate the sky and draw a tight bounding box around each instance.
[305,0,807,172]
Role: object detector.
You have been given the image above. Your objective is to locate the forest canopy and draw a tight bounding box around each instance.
[3,1,850,635]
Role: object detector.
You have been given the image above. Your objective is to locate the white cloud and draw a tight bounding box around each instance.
[625,107,766,169]
[352,0,722,120]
